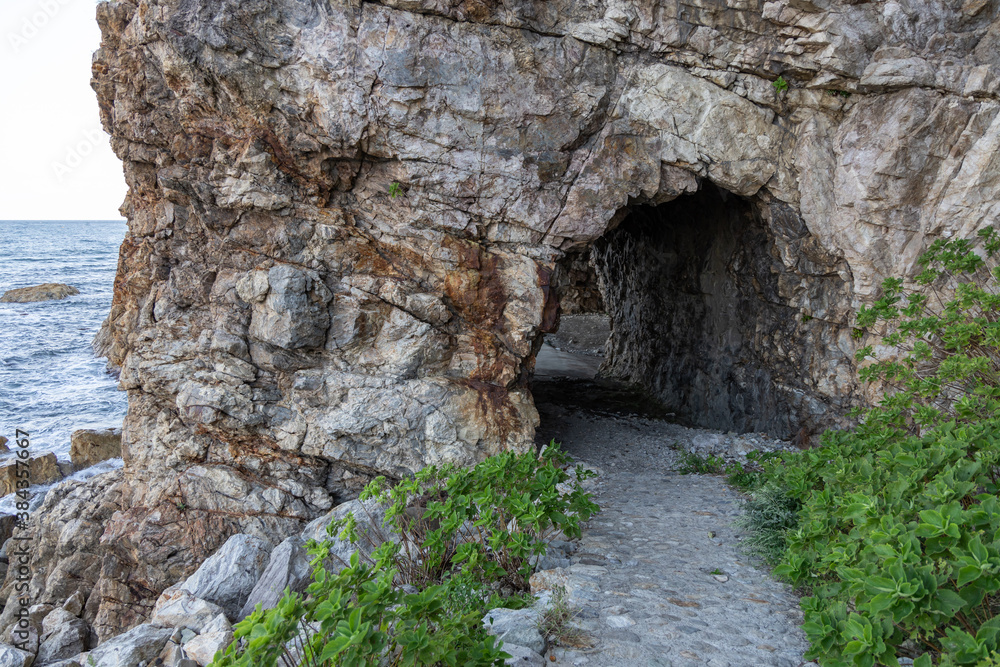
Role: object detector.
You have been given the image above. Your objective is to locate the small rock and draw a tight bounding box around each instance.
[69,429,122,469]
[0,643,33,667]
[37,608,88,664]
[182,614,233,666]
[63,591,86,617]
[500,643,545,666]
[150,588,228,633]
[605,615,635,628]
[713,574,729,583]
[529,569,569,595]
[0,438,8,453]
[0,283,79,303]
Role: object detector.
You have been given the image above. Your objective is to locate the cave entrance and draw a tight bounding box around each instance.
[534,182,800,444]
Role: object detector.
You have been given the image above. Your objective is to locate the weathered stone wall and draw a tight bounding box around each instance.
[76,0,1000,635]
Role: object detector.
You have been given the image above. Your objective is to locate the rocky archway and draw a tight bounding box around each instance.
[542,182,856,440]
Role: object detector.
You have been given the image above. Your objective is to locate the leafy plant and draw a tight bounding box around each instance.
[724,451,780,492]
[773,76,789,94]
[212,444,599,667]
[677,451,725,475]
[758,228,1000,666]
[333,442,598,593]
[212,551,508,667]
[853,226,1000,438]
[389,182,403,198]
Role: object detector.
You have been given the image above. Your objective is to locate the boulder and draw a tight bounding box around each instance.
[300,498,396,571]
[0,284,79,303]
[177,534,271,620]
[0,439,8,454]
[482,607,546,656]
[37,608,88,664]
[0,454,63,496]
[69,430,122,470]
[84,623,172,667]
[237,536,311,620]
[0,644,32,667]
[181,614,233,666]
[150,588,227,633]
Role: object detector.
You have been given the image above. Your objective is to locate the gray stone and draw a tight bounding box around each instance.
[483,608,545,656]
[500,643,545,666]
[300,498,397,571]
[177,534,271,620]
[37,607,89,664]
[237,536,311,620]
[61,592,85,618]
[0,644,32,667]
[150,588,228,633]
[85,624,172,667]
[181,615,233,666]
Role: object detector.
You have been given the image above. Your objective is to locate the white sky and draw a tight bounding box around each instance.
[0,0,127,220]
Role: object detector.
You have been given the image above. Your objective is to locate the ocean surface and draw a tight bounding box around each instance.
[0,220,128,487]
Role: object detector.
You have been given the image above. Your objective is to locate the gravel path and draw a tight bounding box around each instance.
[531,376,816,667]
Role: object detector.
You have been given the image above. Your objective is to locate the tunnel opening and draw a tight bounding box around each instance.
[535,181,810,443]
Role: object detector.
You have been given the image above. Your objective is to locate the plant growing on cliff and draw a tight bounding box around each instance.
[211,444,598,667]
[336,442,598,593]
[773,76,789,94]
[752,227,1000,666]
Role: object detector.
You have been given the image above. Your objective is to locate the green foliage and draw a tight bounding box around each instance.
[677,451,725,475]
[735,483,801,566]
[211,444,598,667]
[336,442,599,593]
[389,182,403,198]
[212,551,508,667]
[773,76,790,94]
[853,226,1000,438]
[756,228,1000,666]
[725,450,781,492]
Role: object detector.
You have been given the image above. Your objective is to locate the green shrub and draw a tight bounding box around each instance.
[211,444,598,667]
[758,228,1000,666]
[340,442,598,593]
[734,483,801,566]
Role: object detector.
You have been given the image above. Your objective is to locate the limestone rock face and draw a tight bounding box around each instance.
[88,0,1000,636]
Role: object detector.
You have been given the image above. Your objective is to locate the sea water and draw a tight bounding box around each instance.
[0,220,128,482]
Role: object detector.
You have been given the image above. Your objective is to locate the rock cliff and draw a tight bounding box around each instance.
[63,0,1000,638]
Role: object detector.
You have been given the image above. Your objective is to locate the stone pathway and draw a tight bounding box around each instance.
[529,379,816,667]
[540,467,814,667]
